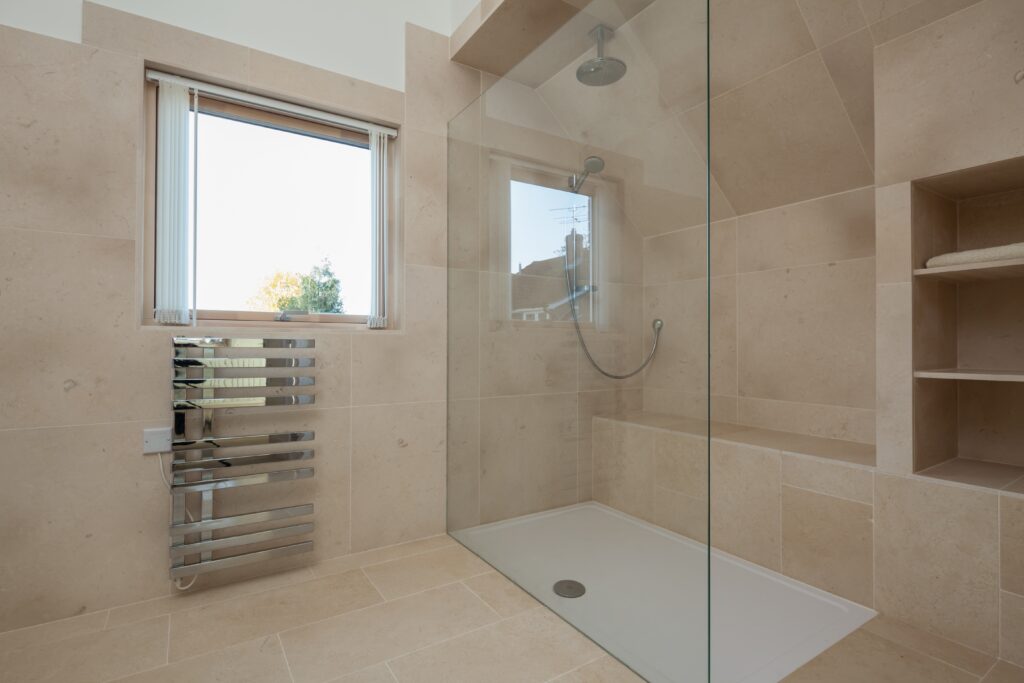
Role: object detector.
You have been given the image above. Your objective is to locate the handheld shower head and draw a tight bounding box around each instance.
[569,156,605,193]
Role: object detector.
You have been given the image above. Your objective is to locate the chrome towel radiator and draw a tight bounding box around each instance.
[169,337,316,580]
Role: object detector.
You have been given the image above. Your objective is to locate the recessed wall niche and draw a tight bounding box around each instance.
[912,155,1024,489]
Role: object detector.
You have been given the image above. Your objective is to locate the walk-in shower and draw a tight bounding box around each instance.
[447,2,875,680]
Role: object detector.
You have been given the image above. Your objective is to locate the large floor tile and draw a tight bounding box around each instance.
[0,610,107,655]
[114,635,291,683]
[0,615,168,683]
[362,545,491,599]
[462,571,539,617]
[388,608,603,683]
[983,660,1024,683]
[279,583,498,683]
[312,536,456,578]
[169,570,382,662]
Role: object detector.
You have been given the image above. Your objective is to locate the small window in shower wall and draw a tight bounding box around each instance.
[509,178,593,323]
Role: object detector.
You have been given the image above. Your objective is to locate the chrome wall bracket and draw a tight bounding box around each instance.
[168,337,317,579]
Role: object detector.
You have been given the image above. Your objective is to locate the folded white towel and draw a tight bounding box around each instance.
[926,241,1024,268]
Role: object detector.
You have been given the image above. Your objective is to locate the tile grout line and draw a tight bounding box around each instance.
[780,482,873,508]
[384,605,548,672]
[540,652,609,683]
[275,572,501,646]
[277,633,298,683]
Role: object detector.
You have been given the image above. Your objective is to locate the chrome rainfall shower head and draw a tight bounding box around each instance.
[576,25,627,87]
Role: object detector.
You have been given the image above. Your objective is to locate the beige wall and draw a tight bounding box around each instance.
[0,5,482,633]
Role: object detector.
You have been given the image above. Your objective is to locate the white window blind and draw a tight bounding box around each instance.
[154,80,193,325]
[149,70,395,327]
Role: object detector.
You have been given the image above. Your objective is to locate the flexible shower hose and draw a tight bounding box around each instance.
[563,230,663,380]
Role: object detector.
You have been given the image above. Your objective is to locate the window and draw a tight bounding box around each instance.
[507,168,594,323]
[148,71,394,326]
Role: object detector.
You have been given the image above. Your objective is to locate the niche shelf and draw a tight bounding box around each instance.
[910,155,1024,491]
[913,368,1024,382]
[913,257,1024,282]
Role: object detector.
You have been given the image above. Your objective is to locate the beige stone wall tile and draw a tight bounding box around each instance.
[819,29,875,167]
[447,398,481,531]
[654,431,709,499]
[350,402,446,551]
[388,607,602,683]
[352,266,446,405]
[594,421,656,522]
[874,474,999,654]
[738,257,875,409]
[781,454,873,503]
[737,187,875,274]
[867,0,986,46]
[875,183,912,284]
[1002,496,1024,596]
[690,53,873,214]
[448,269,480,401]
[709,0,816,97]
[478,321,578,397]
[737,396,876,444]
[82,2,250,85]
[958,279,1024,374]
[403,129,448,267]
[875,0,1024,185]
[334,664,398,682]
[1002,590,1024,666]
[654,486,709,543]
[796,0,868,47]
[247,49,404,123]
[643,279,709,395]
[405,24,481,135]
[114,634,292,683]
[957,188,1024,251]
[957,382,1024,467]
[0,229,167,429]
[578,389,643,501]
[781,485,873,605]
[862,615,997,677]
[463,571,539,617]
[0,422,169,632]
[0,26,141,239]
[362,545,489,600]
[0,615,169,683]
[785,628,978,682]
[644,220,737,286]
[480,393,578,523]
[710,441,781,570]
[875,282,913,474]
[278,583,498,682]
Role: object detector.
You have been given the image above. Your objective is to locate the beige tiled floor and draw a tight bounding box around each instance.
[1,533,1021,683]
[0,535,641,683]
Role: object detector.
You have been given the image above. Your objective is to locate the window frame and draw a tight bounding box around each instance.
[491,156,600,325]
[143,77,397,328]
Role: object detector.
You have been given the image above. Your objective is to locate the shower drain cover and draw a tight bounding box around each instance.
[553,579,586,598]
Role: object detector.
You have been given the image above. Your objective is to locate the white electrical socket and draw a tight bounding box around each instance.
[143,426,173,454]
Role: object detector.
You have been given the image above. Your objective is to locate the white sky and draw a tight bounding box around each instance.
[509,180,589,274]
[192,113,371,314]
